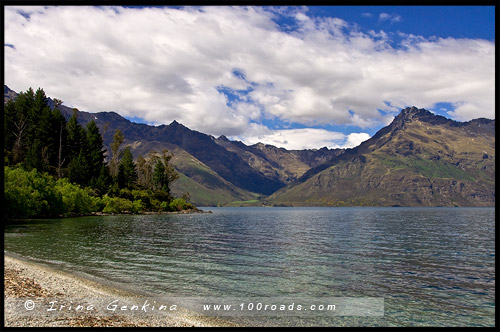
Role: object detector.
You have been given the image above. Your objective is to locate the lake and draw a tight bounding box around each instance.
[4,207,495,326]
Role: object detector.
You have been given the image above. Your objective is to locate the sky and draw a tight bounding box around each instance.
[4,5,495,150]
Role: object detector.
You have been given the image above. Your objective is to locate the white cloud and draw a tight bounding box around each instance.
[232,127,370,150]
[4,6,495,148]
[379,12,402,23]
[344,133,371,148]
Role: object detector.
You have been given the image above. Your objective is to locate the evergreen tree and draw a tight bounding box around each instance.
[65,110,91,186]
[86,120,106,182]
[52,107,68,179]
[66,110,86,162]
[4,97,30,165]
[90,164,111,196]
[152,159,166,190]
[67,150,90,186]
[3,100,17,164]
[37,105,57,172]
[118,147,137,189]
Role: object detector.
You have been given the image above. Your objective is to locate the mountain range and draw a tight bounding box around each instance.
[4,85,495,207]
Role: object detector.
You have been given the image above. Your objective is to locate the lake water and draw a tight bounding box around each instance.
[4,207,495,326]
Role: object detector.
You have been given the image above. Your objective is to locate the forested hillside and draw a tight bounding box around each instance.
[3,87,196,218]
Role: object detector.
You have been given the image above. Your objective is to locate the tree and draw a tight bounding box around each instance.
[86,120,106,182]
[160,149,179,193]
[66,109,86,162]
[36,104,57,172]
[89,164,111,196]
[3,99,27,165]
[67,150,90,186]
[52,106,68,179]
[152,159,166,190]
[110,129,124,177]
[117,147,137,189]
[136,155,149,188]
[148,149,178,194]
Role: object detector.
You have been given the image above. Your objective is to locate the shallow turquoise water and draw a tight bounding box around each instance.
[4,207,495,326]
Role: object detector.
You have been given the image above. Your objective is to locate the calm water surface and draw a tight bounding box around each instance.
[4,207,495,326]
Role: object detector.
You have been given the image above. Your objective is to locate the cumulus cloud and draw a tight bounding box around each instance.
[4,5,495,148]
[231,127,370,150]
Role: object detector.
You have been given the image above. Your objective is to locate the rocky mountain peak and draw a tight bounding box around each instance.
[217,135,230,142]
[391,106,455,131]
[4,85,18,103]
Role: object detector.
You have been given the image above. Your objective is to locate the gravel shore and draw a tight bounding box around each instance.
[4,254,238,327]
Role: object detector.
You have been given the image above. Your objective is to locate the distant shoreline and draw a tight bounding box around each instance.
[5,207,212,221]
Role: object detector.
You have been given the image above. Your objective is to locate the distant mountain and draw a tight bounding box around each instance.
[214,136,344,186]
[4,86,494,206]
[4,85,18,103]
[267,107,495,207]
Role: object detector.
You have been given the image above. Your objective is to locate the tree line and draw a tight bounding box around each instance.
[4,87,194,218]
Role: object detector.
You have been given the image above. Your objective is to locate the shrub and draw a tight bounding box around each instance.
[131,189,152,209]
[169,198,187,211]
[4,166,63,218]
[101,195,134,214]
[132,199,145,213]
[55,178,95,215]
[160,201,169,211]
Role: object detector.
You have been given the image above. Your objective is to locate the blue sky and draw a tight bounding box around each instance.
[307,6,495,40]
[4,5,495,149]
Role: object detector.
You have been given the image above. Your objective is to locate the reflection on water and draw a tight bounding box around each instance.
[4,207,495,326]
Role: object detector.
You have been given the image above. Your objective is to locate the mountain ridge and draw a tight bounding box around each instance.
[268,106,495,207]
[4,85,495,206]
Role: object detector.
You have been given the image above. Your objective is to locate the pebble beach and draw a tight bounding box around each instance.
[4,254,238,327]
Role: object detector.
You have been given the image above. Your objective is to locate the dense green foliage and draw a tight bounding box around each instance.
[4,87,195,219]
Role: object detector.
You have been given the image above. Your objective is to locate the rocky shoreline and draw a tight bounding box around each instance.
[4,254,236,327]
[6,207,212,221]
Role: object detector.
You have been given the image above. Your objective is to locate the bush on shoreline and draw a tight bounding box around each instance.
[4,166,195,219]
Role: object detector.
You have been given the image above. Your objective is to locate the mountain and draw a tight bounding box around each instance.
[214,136,344,185]
[4,85,18,103]
[3,86,342,205]
[267,107,495,207]
[4,86,495,207]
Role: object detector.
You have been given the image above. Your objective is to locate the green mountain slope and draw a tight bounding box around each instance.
[122,140,260,206]
[267,107,495,207]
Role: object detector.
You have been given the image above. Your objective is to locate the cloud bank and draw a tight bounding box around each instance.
[4,6,495,150]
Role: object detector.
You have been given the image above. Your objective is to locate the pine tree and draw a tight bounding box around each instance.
[67,149,90,186]
[86,120,106,182]
[3,99,27,164]
[152,159,166,190]
[118,147,137,189]
[90,164,111,196]
[65,109,91,186]
[66,110,86,162]
[52,107,68,179]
